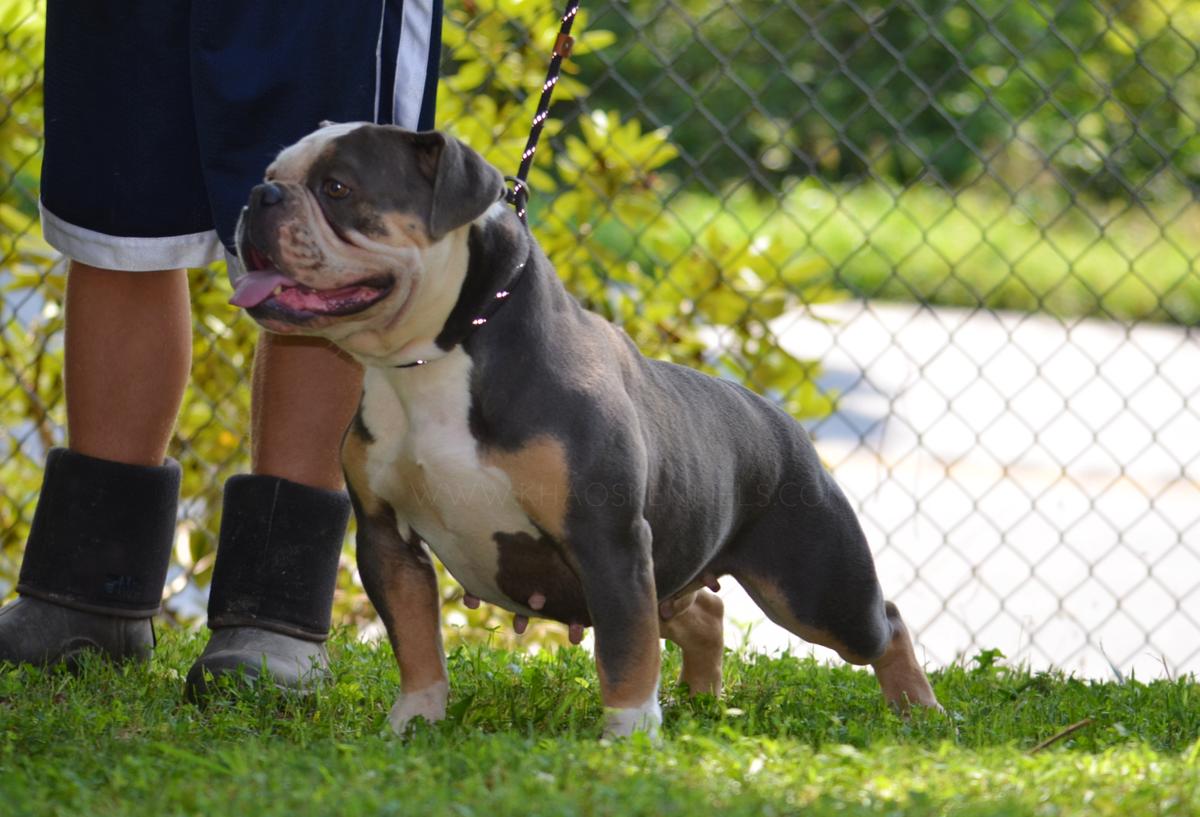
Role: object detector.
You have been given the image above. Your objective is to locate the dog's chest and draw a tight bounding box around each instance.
[358,351,543,611]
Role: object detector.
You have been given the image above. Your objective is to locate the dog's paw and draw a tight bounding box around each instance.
[387,682,449,734]
[601,696,663,741]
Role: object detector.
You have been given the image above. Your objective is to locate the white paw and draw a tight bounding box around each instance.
[387,682,449,734]
[601,691,663,740]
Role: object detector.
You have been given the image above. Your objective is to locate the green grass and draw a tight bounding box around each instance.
[1,632,1197,816]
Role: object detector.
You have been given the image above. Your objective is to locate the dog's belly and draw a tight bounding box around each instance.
[359,354,588,620]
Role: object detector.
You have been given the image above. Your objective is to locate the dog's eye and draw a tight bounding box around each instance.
[322,179,351,200]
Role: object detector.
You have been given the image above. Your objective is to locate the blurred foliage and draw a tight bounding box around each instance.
[0,0,834,644]
[1,0,54,589]
[585,0,1200,199]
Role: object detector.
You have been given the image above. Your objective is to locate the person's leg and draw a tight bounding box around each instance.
[250,334,363,490]
[185,0,441,697]
[184,335,360,697]
[0,262,191,665]
[66,264,192,464]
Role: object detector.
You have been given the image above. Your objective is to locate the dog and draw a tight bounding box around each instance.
[230,122,941,737]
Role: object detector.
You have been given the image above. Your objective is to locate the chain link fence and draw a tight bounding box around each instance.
[2,0,1198,677]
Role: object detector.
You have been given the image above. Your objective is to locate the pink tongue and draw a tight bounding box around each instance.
[229,270,296,308]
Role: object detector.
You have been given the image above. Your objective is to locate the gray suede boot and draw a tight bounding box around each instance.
[0,448,179,668]
[185,475,349,700]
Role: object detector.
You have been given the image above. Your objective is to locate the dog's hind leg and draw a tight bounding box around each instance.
[730,468,939,712]
[736,568,938,711]
[871,601,941,711]
[659,589,724,697]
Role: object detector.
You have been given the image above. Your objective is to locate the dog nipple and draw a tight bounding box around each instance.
[462,593,481,609]
[514,614,529,635]
[568,623,585,645]
[658,599,676,621]
[528,592,546,611]
[705,576,721,593]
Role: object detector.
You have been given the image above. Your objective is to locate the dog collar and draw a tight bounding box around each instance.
[393,257,529,369]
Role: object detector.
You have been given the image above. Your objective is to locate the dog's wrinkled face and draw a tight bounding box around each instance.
[232,122,505,362]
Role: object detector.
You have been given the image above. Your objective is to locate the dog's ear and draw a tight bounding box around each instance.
[409,131,506,240]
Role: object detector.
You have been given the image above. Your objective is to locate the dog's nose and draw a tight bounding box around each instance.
[253,182,284,207]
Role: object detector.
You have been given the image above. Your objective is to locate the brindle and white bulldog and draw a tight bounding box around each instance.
[231,122,940,738]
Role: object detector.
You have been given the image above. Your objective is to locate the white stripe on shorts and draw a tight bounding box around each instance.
[40,202,223,271]
[373,0,388,123]
[393,0,435,130]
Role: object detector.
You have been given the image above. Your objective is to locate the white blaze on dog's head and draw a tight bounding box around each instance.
[232,124,507,366]
[267,120,373,183]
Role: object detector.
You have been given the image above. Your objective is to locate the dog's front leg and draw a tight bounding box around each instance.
[571,516,662,739]
[355,502,448,734]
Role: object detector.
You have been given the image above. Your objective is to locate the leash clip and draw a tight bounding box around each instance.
[505,175,532,207]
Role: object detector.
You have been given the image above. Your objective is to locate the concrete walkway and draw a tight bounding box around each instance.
[714,300,1200,679]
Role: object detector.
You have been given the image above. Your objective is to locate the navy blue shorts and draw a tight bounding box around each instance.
[40,0,442,272]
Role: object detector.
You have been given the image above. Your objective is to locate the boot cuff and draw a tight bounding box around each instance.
[206,475,350,640]
[17,447,180,617]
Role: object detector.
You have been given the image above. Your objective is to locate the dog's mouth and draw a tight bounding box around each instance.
[230,244,394,318]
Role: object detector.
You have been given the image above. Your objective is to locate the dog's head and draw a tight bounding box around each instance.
[231,123,507,361]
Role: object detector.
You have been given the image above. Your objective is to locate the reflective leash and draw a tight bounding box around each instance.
[504,0,580,224]
[394,1,580,369]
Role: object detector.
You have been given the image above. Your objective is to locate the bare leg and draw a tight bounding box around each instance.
[250,332,362,488]
[65,262,191,464]
[0,262,189,667]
